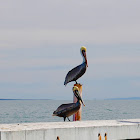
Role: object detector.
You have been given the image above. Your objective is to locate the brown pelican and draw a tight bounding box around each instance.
[104,133,107,140]
[52,86,85,121]
[64,46,88,86]
[98,133,102,140]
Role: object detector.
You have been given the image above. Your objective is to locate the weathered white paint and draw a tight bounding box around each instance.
[0,119,140,140]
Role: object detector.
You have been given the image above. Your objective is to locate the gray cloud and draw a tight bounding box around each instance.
[0,0,140,99]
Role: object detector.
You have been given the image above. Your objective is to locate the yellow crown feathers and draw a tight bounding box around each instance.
[80,46,87,52]
[72,86,79,92]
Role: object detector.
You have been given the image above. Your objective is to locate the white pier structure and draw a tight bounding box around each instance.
[0,119,140,140]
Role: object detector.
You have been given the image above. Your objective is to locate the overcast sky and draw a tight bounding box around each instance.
[0,0,140,100]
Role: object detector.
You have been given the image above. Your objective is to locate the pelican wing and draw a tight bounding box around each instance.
[55,103,76,115]
[64,62,86,85]
[57,103,75,111]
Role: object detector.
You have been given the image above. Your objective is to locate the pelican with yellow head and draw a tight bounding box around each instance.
[64,46,88,86]
[52,86,85,121]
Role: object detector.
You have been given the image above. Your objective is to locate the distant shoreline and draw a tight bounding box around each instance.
[0,99,52,100]
[0,97,140,100]
[105,97,140,100]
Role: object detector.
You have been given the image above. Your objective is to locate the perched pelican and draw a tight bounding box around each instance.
[104,133,107,140]
[64,46,88,86]
[98,133,102,140]
[52,86,85,121]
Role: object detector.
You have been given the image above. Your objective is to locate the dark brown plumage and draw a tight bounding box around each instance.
[64,46,88,86]
[52,86,85,121]
[64,62,87,85]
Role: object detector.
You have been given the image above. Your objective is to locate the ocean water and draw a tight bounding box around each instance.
[0,100,140,124]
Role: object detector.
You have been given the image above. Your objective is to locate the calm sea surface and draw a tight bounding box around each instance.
[0,100,140,124]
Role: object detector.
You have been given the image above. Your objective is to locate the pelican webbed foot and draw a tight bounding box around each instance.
[75,81,83,86]
[67,117,70,121]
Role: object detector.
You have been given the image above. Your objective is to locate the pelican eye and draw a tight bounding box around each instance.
[75,90,78,93]
[82,49,85,53]
[82,50,86,57]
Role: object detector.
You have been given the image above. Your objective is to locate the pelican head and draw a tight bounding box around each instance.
[72,86,85,106]
[80,46,88,67]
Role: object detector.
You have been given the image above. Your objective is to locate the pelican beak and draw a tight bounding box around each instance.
[77,91,85,106]
[73,86,85,106]
[83,51,88,67]
[80,97,85,106]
